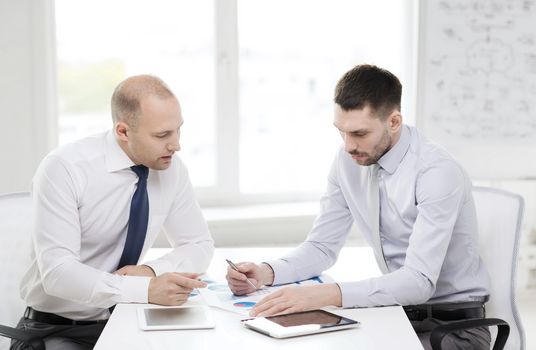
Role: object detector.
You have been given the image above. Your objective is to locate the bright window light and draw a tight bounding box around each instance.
[55,0,413,203]
[55,0,216,187]
[238,0,409,194]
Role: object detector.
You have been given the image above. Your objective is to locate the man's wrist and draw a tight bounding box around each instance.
[142,264,157,277]
[329,283,343,307]
[260,263,275,286]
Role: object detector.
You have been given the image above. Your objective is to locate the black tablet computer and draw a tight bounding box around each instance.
[242,309,359,338]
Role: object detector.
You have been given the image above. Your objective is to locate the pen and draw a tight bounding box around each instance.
[226,259,257,290]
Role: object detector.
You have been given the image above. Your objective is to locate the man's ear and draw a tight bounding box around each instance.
[389,111,402,132]
[115,121,130,141]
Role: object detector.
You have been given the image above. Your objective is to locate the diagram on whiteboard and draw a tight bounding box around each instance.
[421,0,536,143]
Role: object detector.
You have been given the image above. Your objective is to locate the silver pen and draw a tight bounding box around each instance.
[226,259,257,290]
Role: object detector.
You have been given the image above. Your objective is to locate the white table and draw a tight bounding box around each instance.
[94,247,424,350]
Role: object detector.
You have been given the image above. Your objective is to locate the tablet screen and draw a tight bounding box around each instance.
[265,310,355,328]
[144,307,210,326]
[243,309,359,338]
[138,305,215,330]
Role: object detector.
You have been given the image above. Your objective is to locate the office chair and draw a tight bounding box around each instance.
[430,187,526,350]
[0,192,45,350]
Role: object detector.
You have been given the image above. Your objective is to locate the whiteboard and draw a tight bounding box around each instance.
[417,0,536,179]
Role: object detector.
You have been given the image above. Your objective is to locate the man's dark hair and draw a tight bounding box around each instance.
[334,64,402,119]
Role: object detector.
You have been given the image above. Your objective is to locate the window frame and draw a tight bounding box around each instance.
[52,0,418,208]
[197,0,418,207]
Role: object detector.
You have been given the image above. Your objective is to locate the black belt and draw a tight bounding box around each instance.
[24,307,108,326]
[403,302,485,321]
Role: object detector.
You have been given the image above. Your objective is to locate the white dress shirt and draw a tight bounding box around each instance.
[267,125,490,308]
[20,131,214,320]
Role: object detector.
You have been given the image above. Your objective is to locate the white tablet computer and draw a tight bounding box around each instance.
[242,309,359,338]
[137,305,215,331]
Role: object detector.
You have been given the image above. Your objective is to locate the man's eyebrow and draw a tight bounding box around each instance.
[152,122,184,135]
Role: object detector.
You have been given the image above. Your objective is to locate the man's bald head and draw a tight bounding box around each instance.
[111,75,176,129]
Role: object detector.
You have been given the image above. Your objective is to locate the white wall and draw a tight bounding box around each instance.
[153,203,364,248]
[0,0,57,194]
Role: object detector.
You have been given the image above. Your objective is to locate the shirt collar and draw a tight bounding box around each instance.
[377,125,410,175]
[105,130,136,173]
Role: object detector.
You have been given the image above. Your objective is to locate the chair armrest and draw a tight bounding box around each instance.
[430,318,509,350]
[0,324,45,350]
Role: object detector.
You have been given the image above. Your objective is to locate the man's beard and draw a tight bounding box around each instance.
[350,128,392,166]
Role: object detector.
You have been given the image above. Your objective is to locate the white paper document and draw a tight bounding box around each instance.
[198,276,332,316]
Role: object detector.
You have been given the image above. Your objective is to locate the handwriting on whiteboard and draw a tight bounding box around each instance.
[421,0,536,142]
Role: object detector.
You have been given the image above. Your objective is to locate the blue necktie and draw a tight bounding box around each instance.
[118,165,149,269]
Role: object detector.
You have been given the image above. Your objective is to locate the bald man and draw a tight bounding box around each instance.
[12,75,214,350]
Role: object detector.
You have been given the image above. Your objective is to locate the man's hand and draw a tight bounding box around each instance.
[249,284,342,317]
[114,264,156,277]
[226,262,274,295]
[148,272,207,306]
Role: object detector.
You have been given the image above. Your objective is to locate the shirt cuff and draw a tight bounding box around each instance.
[338,280,375,308]
[119,276,151,303]
[264,259,296,285]
[144,259,174,277]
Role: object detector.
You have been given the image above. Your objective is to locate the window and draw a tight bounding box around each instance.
[55,0,216,187]
[55,0,415,205]
[238,0,413,195]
